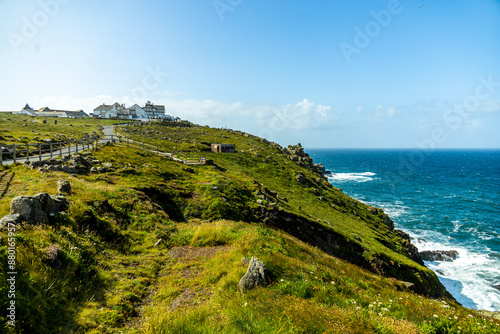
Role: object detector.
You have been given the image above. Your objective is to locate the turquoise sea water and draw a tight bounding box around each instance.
[309,149,500,311]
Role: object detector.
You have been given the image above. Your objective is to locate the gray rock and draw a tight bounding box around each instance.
[102,163,113,168]
[367,205,380,215]
[61,166,77,174]
[10,195,48,224]
[9,193,68,225]
[47,165,61,171]
[33,193,57,216]
[51,195,69,212]
[57,180,71,194]
[419,250,459,262]
[0,214,23,229]
[382,214,395,230]
[493,284,500,291]
[295,173,306,184]
[239,257,271,292]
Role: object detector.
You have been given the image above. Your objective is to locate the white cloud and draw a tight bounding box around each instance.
[464,118,484,131]
[371,105,396,123]
[159,98,338,134]
[472,100,500,113]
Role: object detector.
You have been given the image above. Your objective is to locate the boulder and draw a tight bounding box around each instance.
[239,257,271,292]
[9,193,68,225]
[419,250,459,262]
[314,163,326,174]
[57,179,71,194]
[11,195,47,224]
[0,214,23,229]
[33,193,57,215]
[51,195,69,212]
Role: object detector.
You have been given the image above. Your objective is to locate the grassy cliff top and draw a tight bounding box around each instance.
[0,113,117,145]
[0,116,498,333]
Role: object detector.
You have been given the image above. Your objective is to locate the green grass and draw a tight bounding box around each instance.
[0,122,498,333]
[0,113,118,145]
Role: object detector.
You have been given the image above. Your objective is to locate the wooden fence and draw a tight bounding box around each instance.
[109,133,206,165]
[0,135,100,166]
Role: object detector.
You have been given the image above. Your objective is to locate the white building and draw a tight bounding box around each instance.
[93,101,173,120]
[143,101,166,118]
[16,104,88,118]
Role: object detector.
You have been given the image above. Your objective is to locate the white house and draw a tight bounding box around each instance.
[93,101,170,120]
[126,104,148,119]
[143,101,166,118]
[16,104,88,118]
[93,102,125,118]
[17,104,36,116]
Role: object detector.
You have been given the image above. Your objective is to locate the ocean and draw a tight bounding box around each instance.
[308,149,500,311]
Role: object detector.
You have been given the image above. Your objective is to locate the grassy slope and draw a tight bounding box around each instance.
[0,117,498,333]
[0,113,117,145]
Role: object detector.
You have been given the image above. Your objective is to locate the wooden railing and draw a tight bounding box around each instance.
[0,135,100,166]
[109,132,206,165]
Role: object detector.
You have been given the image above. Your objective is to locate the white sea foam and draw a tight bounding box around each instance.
[413,237,500,311]
[328,172,376,183]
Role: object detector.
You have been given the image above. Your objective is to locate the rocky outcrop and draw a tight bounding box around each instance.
[393,230,424,266]
[24,153,117,175]
[282,144,325,176]
[2,192,69,227]
[382,214,395,230]
[239,257,271,292]
[419,250,459,262]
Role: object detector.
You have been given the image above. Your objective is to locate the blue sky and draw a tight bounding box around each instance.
[1,0,499,148]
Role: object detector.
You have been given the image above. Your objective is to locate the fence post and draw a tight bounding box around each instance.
[26,144,30,161]
[13,145,16,164]
[39,144,42,162]
[76,140,79,154]
[142,142,145,150]
[0,147,2,166]
[68,141,71,156]
[50,143,53,159]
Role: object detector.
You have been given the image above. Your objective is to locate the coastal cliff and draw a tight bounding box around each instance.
[0,117,498,333]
